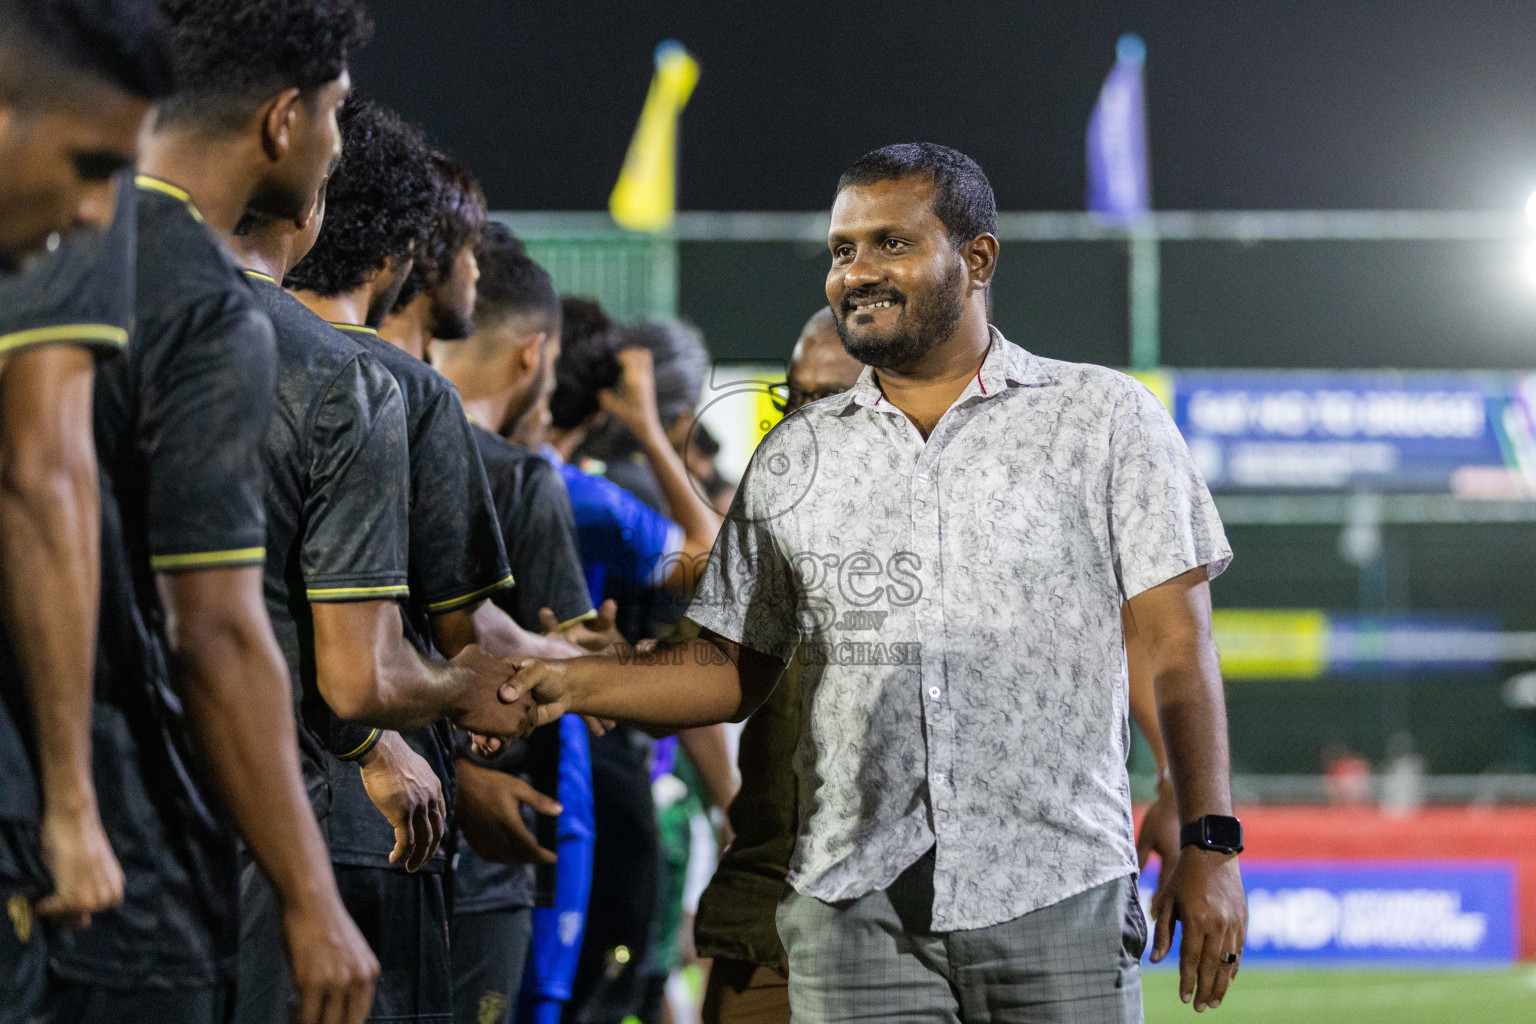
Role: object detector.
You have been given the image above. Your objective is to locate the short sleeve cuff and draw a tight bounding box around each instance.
[1120,545,1233,602]
[305,570,411,603]
[426,571,516,614]
[0,323,128,357]
[149,546,265,572]
[333,728,382,761]
[682,605,801,665]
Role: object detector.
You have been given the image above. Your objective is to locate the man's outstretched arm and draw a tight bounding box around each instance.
[0,345,120,928]
[510,627,785,731]
[158,566,378,1024]
[1126,566,1246,1014]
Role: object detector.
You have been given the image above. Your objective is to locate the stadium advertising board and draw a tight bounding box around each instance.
[1155,370,1536,493]
[1143,860,1516,967]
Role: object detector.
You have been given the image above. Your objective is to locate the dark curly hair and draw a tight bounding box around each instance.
[0,0,174,105]
[473,221,559,328]
[550,297,624,431]
[153,0,371,130]
[392,151,487,311]
[283,97,433,297]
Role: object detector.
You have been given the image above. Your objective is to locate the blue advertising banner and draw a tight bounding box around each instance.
[1163,370,1536,492]
[1143,860,1516,966]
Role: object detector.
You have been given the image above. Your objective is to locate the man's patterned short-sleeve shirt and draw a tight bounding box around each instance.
[686,328,1232,932]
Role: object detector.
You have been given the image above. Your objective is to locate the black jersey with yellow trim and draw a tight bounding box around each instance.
[0,177,139,831]
[314,323,510,871]
[328,323,513,627]
[50,175,276,989]
[0,172,135,363]
[244,272,413,803]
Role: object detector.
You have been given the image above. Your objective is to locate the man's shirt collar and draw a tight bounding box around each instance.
[845,326,1054,414]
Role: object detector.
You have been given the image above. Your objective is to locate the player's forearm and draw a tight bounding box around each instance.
[0,419,101,813]
[561,639,748,727]
[340,634,476,731]
[634,424,721,550]
[436,601,582,662]
[1152,633,1234,821]
[172,614,337,905]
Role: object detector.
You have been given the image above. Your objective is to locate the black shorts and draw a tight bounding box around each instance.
[0,821,47,1024]
[41,979,232,1024]
[335,864,452,1024]
[449,905,531,1024]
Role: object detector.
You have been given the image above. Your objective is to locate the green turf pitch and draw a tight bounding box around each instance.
[1141,969,1536,1024]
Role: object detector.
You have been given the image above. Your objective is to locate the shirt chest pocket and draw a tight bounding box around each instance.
[944,462,1086,588]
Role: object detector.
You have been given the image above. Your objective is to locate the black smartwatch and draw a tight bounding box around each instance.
[1180,815,1244,855]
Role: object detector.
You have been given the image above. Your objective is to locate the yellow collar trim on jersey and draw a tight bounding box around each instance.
[243,269,276,284]
[328,322,378,336]
[134,174,205,223]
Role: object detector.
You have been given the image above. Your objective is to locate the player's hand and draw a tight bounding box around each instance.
[450,643,539,741]
[501,658,572,731]
[543,599,622,654]
[598,347,663,441]
[35,803,124,929]
[281,890,379,1024]
[456,759,560,866]
[357,731,446,872]
[1137,774,1181,875]
[1149,847,1246,1012]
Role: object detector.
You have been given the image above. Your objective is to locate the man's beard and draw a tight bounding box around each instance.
[835,259,964,371]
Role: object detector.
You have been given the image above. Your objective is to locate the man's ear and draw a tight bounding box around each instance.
[517,331,547,374]
[260,87,303,162]
[963,232,1000,290]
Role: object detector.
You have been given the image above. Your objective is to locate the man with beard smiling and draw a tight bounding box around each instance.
[509,142,1246,1022]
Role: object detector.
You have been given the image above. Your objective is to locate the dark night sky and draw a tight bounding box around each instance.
[353,0,1536,212]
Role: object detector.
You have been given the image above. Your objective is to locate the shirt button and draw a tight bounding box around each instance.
[917,473,931,484]
[928,686,942,700]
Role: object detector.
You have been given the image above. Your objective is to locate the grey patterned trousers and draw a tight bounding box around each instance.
[776,854,1145,1024]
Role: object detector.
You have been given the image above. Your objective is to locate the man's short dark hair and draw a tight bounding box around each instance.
[284,98,433,297]
[392,151,487,311]
[153,0,371,130]
[836,143,997,245]
[550,297,624,431]
[474,221,560,328]
[0,0,175,105]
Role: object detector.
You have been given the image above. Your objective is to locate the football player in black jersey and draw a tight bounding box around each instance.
[0,3,171,1018]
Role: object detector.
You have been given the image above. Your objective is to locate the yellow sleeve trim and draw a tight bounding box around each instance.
[306,584,411,601]
[426,572,516,614]
[150,547,266,571]
[0,323,128,354]
[558,608,599,631]
[336,728,381,761]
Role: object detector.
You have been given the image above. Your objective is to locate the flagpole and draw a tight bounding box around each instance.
[1129,225,1160,369]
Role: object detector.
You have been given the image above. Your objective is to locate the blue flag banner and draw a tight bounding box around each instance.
[1087,34,1150,220]
[1143,861,1517,967]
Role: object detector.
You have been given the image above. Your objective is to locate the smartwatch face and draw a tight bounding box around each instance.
[1206,816,1243,851]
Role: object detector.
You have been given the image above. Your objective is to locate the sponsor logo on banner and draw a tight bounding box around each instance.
[1142,860,1515,966]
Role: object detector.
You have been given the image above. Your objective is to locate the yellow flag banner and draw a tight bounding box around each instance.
[609,40,699,233]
